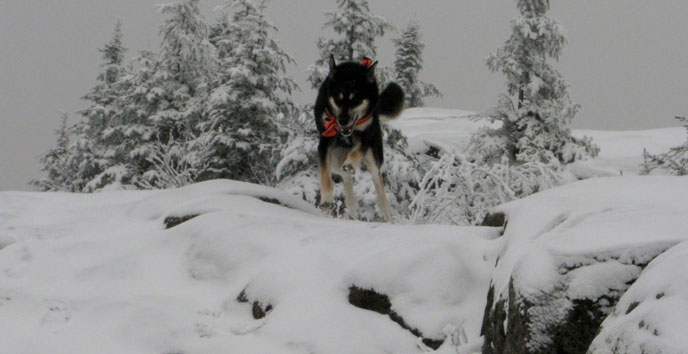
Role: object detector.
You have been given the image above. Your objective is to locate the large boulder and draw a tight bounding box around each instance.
[481,177,688,354]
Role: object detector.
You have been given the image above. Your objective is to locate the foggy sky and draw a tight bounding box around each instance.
[1,0,687,191]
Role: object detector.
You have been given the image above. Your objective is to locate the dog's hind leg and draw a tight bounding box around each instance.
[364,151,392,222]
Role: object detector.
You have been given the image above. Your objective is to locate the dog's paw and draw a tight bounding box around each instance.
[319,202,336,212]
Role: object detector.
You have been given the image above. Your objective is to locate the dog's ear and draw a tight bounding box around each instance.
[328,55,337,79]
[365,60,378,83]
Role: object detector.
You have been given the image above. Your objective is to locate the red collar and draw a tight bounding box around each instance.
[321,108,373,137]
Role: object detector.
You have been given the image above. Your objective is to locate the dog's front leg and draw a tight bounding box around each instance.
[364,151,392,222]
[342,172,358,220]
[319,160,335,211]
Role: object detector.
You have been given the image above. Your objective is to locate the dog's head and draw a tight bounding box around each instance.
[326,55,379,136]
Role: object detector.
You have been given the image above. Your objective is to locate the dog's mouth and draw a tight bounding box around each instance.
[341,127,353,136]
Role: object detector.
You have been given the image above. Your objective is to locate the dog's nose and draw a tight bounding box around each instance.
[338,112,351,127]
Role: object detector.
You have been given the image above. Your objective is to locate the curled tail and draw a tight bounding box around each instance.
[377,82,404,120]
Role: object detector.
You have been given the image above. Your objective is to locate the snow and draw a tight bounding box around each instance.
[491,176,688,299]
[588,240,688,354]
[0,179,499,354]
[5,107,688,352]
[389,108,493,154]
[391,108,685,176]
[574,128,686,176]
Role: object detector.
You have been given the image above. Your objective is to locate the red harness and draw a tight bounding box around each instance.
[321,108,374,137]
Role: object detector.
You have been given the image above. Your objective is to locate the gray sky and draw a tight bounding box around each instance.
[1,0,687,191]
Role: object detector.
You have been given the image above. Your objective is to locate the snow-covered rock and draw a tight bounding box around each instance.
[481,176,688,354]
[0,179,499,354]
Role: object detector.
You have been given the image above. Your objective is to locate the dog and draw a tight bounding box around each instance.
[314,55,404,222]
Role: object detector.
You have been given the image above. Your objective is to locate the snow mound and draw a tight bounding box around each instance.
[0,179,499,354]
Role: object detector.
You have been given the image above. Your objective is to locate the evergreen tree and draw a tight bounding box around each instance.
[82,19,128,136]
[122,0,217,188]
[157,0,216,91]
[194,0,298,185]
[307,0,395,89]
[148,0,216,142]
[33,114,100,192]
[88,49,159,190]
[35,21,129,192]
[84,1,217,190]
[469,0,597,165]
[32,114,73,191]
[393,20,441,108]
[76,20,129,190]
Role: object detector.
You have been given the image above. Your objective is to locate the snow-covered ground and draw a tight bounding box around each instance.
[0,180,499,354]
[390,107,686,176]
[1,108,687,353]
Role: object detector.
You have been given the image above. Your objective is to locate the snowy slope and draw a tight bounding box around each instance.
[0,180,499,354]
[391,108,685,176]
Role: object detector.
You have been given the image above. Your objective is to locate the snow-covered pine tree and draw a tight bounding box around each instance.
[32,114,73,191]
[34,22,129,192]
[194,0,298,185]
[469,0,597,165]
[82,20,128,136]
[642,115,688,175]
[32,113,100,192]
[110,0,217,189]
[89,49,159,190]
[393,20,441,108]
[307,0,395,89]
[73,20,130,190]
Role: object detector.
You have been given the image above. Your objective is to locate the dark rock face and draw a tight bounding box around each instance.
[163,214,200,229]
[481,212,507,236]
[481,249,670,354]
[480,212,506,228]
[348,286,444,350]
[257,196,284,207]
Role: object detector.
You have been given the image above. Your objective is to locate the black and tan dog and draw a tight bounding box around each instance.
[314,56,404,222]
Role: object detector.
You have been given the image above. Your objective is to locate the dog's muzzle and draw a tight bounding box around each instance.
[340,125,353,136]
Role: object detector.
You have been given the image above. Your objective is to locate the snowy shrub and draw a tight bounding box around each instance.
[411,152,565,226]
[641,116,688,175]
[137,138,210,189]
